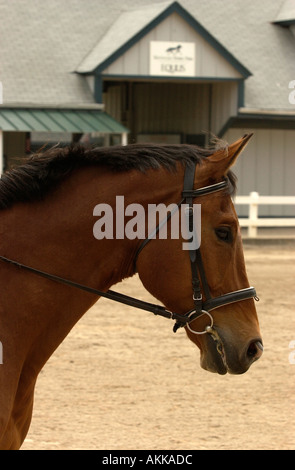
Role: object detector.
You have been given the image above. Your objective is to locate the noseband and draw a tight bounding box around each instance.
[0,161,257,334]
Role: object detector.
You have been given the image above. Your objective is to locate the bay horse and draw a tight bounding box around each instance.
[0,134,262,449]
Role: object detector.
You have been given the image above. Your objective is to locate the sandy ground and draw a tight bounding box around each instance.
[21,244,295,450]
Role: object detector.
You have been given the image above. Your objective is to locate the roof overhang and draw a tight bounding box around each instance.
[0,106,129,134]
[239,107,295,117]
[219,109,295,137]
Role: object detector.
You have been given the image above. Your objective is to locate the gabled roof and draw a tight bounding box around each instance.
[76,1,251,78]
[76,2,172,74]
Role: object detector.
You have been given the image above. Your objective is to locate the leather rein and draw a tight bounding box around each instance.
[0,161,257,334]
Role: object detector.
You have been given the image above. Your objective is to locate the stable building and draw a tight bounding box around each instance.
[76,1,251,146]
[0,0,294,217]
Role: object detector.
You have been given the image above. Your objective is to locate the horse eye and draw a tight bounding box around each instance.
[215,227,233,243]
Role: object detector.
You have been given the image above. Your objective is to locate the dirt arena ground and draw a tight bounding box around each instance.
[22,243,295,450]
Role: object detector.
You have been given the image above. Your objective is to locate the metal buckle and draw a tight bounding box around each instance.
[184,206,194,216]
[193,293,202,301]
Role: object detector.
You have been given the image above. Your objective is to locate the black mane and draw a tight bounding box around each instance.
[0,143,235,210]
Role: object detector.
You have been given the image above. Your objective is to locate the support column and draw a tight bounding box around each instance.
[121,132,128,146]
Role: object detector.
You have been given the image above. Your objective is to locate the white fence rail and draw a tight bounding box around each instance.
[235,192,295,237]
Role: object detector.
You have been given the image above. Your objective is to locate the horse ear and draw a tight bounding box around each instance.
[207,133,253,176]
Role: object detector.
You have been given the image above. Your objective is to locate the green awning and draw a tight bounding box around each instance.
[0,107,129,134]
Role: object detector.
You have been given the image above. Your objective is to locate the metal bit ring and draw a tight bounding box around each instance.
[186,310,214,335]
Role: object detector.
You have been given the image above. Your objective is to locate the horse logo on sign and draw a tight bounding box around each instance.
[166,44,182,55]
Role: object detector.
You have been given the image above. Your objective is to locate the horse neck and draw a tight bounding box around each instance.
[0,164,184,356]
[0,162,186,438]
[0,165,177,282]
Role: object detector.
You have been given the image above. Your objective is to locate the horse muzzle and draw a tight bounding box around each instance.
[201,326,263,375]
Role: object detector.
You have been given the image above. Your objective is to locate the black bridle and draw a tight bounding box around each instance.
[0,161,257,334]
[133,160,257,333]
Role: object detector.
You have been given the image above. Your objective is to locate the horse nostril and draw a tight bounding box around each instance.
[247,340,263,359]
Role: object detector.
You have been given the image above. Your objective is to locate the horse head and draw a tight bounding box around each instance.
[137,135,262,375]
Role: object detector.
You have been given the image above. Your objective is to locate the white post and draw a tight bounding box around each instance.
[248,191,259,238]
[0,130,3,176]
[121,132,128,146]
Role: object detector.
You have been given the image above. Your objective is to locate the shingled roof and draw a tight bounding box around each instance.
[1,0,295,112]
